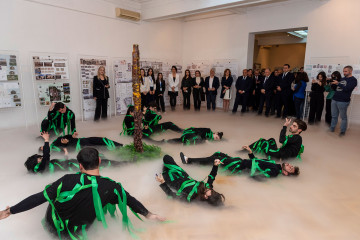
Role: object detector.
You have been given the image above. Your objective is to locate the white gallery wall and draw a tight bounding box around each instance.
[0,0,183,129]
[1,0,360,129]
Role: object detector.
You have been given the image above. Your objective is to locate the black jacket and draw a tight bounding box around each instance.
[155,79,166,96]
[261,75,275,96]
[181,77,193,93]
[277,72,294,93]
[220,76,233,98]
[204,76,220,95]
[235,76,253,94]
[93,76,110,99]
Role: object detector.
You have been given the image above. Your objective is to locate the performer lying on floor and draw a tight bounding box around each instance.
[40,102,76,137]
[27,133,126,173]
[142,101,183,136]
[163,127,223,145]
[179,145,299,178]
[1,148,165,239]
[155,155,225,206]
[46,132,123,153]
[247,118,307,160]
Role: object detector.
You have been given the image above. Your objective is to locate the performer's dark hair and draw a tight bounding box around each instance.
[197,183,225,207]
[294,119,307,132]
[148,101,157,108]
[217,132,223,139]
[77,148,100,170]
[289,166,300,176]
[25,154,43,173]
[126,105,134,115]
[53,102,65,111]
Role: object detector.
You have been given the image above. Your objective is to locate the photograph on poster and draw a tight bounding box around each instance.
[113,59,132,83]
[80,57,107,120]
[32,55,69,80]
[37,82,71,106]
[0,54,19,81]
[0,82,21,108]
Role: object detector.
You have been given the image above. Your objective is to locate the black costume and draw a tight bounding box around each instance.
[187,152,282,178]
[166,127,214,145]
[31,142,126,174]
[93,76,110,121]
[142,109,182,136]
[249,126,304,160]
[308,82,325,124]
[41,106,76,136]
[50,135,122,152]
[159,155,218,202]
[10,173,148,238]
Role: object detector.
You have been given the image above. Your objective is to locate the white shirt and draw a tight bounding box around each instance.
[209,77,214,88]
[196,77,201,85]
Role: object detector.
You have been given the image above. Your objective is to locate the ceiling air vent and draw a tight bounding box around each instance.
[115,8,140,21]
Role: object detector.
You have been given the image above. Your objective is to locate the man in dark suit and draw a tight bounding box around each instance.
[258,68,275,116]
[232,69,253,113]
[205,68,220,111]
[276,64,294,118]
[253,69,264,111]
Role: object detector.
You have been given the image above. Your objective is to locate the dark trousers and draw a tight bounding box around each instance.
[141,93,148,108]
[325,99,332,124]
[168,91,178,110]
[258,94,272,115]
[294,96,305,119]
[271,93,278,114]
[156,95,165,112]
[277,91,290,117]
[193,89,201,110]
[206,92,216,110]
[94,98,108,121]
[232,93,249,113]
[288,91,296,117]
[148,93,155,104]
[308,93,324,123]
[182,91,191,110]
[253,91,261,111]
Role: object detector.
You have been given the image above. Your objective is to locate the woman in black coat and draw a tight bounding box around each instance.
[192,70,205,111]
[220,68,233,112]
[93,66,110,121]
[308,71,326,124]
[155,73,166,112]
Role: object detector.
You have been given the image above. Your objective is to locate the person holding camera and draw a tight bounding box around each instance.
[324,71,340,125]
[308,72,326,124]
[330,66,358,136]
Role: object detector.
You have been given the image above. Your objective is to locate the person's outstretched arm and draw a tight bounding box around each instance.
[206,160,222,188]
[38,132,51,172]
[279,118,291,143]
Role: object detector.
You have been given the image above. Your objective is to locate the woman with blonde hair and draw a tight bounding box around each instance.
[93,66,110,121]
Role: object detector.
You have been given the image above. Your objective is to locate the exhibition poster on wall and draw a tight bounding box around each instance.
[114,59,132,83]
[116,83,133,115]
[37,82,71,106]
[0,54,21,109]
[0,54,19,81]
[32,55,69,80]
[80,58,107,120]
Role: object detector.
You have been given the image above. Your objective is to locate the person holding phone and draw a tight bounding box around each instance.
[93,66,110,121]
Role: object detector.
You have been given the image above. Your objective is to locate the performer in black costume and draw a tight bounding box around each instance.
[0,148,165,239]
[164,127,223,145]
[27,133,127,173]
[47,132,122,153]
[248,118,307,160]
[180,145,300,178]
[40,102,76,136]
[155,155,225,206]
[142,101,183,137]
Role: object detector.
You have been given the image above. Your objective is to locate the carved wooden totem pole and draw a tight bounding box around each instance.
[132,44,143,152]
